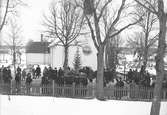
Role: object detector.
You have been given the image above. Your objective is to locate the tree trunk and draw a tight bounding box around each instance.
[105,43,109,69]
[96,45,105,99]
[142,11,150,72]
[150,14,167,115]
[13,51,16,78]
[142,40,148,73]
[63,46,69,75]
[143,48,148,71]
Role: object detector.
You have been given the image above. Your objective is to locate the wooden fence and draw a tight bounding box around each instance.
[0,82,167,101]
[104,86,167,101]
[0,81,95,99]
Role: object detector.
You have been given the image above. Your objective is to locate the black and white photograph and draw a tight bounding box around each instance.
[0,0,167,115]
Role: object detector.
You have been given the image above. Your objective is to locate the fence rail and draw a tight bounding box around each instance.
[104,86,167,101]
[0,82,167,101]
[0,82,94,99]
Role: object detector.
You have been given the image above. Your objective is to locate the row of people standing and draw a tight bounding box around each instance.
[41,67,64,85]
[0,65,12,84]
[15,65,42,81]
[14,66,33,93]
[30,65,41,79]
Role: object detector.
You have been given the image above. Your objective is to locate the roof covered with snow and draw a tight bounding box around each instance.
[26,41,50,54]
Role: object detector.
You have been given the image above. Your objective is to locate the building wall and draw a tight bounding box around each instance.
[0,54,11,66]
[26,53,50,65]
[50,45,97,70]
[50,46,64,68]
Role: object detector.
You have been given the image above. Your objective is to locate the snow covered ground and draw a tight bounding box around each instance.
[0,95,167,115]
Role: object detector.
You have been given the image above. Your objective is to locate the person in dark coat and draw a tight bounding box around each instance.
[114,78,124,100]
[32,66,36,79]
[25,73,33,94]
[35,65,41,79]
[48,66,53,80]
[15,72,21,93]
[22,68,26,81]
[3,67,8,83]
[41,76,49,85]
[127,69,133,83]
[17,66,22,73]
[4,66,12,94]
[0,65,4,83]
[41,76,50,94]
[58,67,64,77]
[53,67,58,80]
[6,66,12,84]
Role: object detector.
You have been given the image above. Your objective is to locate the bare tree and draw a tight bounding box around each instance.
[127,32,158,69]
[4,19,23,77]
[0,0,25,33]
[105,28,122,72]
[0,0,9,32]
[133,2,158,72]
[75,0,142,99]
[43,0,84,74]
[134,0,167,115]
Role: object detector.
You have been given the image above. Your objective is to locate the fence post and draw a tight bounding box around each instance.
[72,82,75,97]
[52,80,55,97]
[163,90,166,100]
[127,86,130,100]
[62,84,65,97]
[39,85,42,95]
[10,81,12,94]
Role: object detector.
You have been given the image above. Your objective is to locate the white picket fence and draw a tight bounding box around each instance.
[104,86,167,101]
[0,81,167,101]
[0,81,94,99]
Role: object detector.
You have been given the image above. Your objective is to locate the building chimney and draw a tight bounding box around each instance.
[41,34,44,42]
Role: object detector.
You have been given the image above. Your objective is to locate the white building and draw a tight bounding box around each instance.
[0,46,10,66]
[0,45,25,67]
[49,38,165,75]
[49,40,97,70]
[26,41,50,66]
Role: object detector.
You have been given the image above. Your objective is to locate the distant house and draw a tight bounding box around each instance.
[48,35,167,73]
[26,41,50,65]
[0,45,25,66]
[49,40,97,70]
[0,46,10,66]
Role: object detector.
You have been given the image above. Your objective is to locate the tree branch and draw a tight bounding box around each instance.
[106,0,126,38]
[134,0,157,15]
[0,0,10,32]
[97,0,112,22]
[85,15,99,50]
[104,17,143,45]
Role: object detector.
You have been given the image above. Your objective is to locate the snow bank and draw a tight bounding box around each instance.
[0,95,167,115]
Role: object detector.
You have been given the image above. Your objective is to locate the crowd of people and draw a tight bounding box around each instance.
[0,65,12,93]
[41,66,90,87]
[0,65,12,84]
[1,64,167,96]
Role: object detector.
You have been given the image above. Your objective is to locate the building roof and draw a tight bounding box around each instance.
[26,41,50,54]
[0,49,9,54]
[0,46,10,54]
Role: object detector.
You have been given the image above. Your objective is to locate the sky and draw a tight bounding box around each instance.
[18,0,52,43]
[2,0,167,45]
[16,0,130,44]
